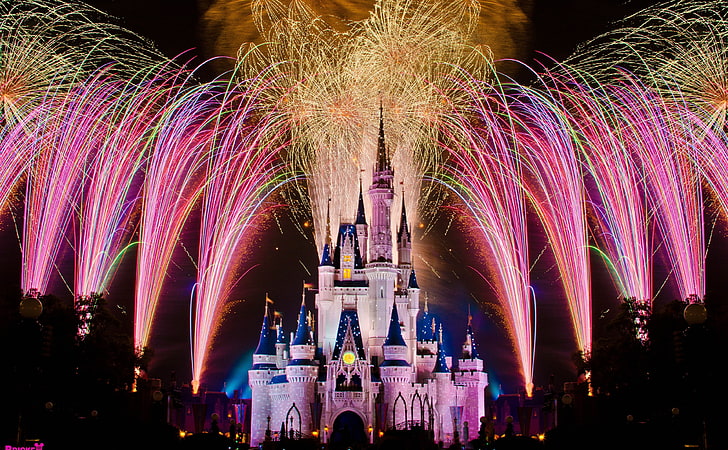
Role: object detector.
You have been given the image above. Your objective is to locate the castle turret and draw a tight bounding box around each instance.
[249,299,278,446]
[432,325,455,443]
[285,295,318,437]
[317,202,335,349]
[455,311,488,442]
[380,302,412,429]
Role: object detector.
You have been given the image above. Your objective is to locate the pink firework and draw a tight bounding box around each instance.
[190,75,291,391]
[133,70,215,354]
[565,77,653,306]
[512,77,592,353]
[439,77,535,396]
[75,74,169,300]
[21,75,113,296]
[615,78,705,303]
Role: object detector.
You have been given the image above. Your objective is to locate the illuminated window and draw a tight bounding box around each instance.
[343,255,352,262]
[343,268,351,279]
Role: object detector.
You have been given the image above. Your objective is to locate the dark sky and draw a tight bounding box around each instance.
[81,0,667,395]
[2,0,679,397]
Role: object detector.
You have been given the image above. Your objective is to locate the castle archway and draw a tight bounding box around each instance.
[330,410,367,449]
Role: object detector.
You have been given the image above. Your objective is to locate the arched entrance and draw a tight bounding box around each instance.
[330,411,367,449]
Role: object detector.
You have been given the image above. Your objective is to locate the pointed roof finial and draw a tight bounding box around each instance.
[468,304,472,327]
[424,292,429,313]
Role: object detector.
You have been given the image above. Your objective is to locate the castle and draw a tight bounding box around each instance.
[248,109,489,447]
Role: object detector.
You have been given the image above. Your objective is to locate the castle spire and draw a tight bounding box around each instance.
[292,298,314,346]
[398,194,410,241]
[355,178,367,225]
[325,197,332,247]
[254,296,277,355]
[320,199,333,266]
[433,324,449,373]
[384,302,406,347]
[376,102,391,173]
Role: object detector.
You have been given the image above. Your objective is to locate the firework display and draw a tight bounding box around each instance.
[3,0,728,394]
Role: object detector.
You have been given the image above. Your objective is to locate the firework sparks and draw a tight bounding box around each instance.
[512,75,592,353]
[240,0,491,254]
[132,71,215,354]
[190,71,293,390]
[438,74,534,396]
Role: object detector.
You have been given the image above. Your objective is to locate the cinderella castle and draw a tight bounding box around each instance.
[247,110,489,447]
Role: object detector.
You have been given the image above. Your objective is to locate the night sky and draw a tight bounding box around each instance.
[5,0,698,398]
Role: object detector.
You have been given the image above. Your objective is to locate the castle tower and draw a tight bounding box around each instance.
[432,326,455,441]
[317,203,335,350]
[455,311,488,436]
[284,296,318,437]
[380,302,412,429]
[249,301,278,446]
[369,104,394,263]
[366,106,398,355]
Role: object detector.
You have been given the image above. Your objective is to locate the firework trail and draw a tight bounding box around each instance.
[613,78,706,303]
[0,107,41,211]
[559,74,653,307]
[133,70,216,354]
[511,73,591,353]
[190,71,292,391]
[20,76,113,296]
[75,69,178,302]
[438,73,534,395]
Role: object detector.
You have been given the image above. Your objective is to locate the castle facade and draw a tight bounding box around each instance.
[248,110,488,447]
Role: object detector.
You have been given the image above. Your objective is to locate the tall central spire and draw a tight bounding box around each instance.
[368,104,395,262]
[376,102,391,174]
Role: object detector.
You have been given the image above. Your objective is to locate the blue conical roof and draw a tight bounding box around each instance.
[355,182,367,225]
[320,243,333,266]
[433,327,449,373]
[254,310,276,355]
[292,302,314,346]
[464,323,479,359]
[384,302,407,347]
[409,269,419,289]
[417,297,435,341]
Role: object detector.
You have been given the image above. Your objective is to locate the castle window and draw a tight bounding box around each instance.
[343,268,352,279]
